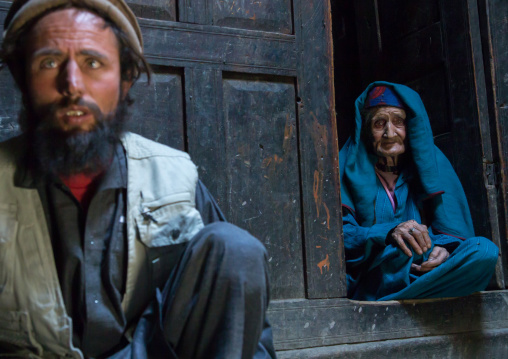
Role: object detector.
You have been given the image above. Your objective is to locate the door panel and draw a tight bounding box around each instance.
[127,68,185,150]
[127,0,177,21]
[222,74,304,298]
[185,67,227,199]
[179,0,293,33]
[479,0,508,285]
[140,19,297,75]
[211,0,293,34]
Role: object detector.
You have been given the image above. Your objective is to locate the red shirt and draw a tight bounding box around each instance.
[60,172,103,210]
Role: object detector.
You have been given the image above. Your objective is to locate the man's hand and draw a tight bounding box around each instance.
[411,246,449,273]
[389,220,432,257]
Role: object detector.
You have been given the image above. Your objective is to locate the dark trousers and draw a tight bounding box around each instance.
[110,222,275,359]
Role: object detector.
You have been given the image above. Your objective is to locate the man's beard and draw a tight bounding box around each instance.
[23,97,128,177]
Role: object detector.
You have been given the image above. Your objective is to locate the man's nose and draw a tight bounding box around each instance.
[60,59,84,98]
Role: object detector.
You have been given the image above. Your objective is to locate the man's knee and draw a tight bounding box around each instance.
[192,222,268,284]
[197,222,267,257]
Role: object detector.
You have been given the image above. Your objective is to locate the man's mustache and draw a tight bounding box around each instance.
[36,97,103,131]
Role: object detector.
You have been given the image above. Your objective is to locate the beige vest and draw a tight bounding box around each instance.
[0,132,204,358]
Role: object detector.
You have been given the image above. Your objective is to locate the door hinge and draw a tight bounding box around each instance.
[484,162,498,187]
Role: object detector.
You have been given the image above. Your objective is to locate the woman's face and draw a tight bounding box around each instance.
[369,106,407,160]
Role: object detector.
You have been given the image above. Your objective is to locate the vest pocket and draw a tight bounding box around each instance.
[0,310,43,356]
[135,191,204,248]
[135,192,204,291]
[16,225,56,306]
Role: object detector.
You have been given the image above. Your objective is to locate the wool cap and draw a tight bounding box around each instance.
[364,85,405,109]
[3,0,143,53]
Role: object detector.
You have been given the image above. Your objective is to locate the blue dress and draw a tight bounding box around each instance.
[340,82,498,301]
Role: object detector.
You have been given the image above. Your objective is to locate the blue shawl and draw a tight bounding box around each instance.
[340,81,475,239]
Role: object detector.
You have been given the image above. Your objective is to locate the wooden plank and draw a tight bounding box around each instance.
[185,67,228,206]
[463,0,505,289]
[267,291,508,350]
[378,0,440,42]
[295,0,346,298]
[139,18,297,75]
[211,0,293,34]
[145,55,297,78]
[127,67,185,149]
[276,328,508,358]
[0,1,11,14]
[126,0,177,21]
[178,0,211,24]
[221,73,305,299]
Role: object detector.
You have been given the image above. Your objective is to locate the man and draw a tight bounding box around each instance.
[0,0,275,357]
[339,81,499,301]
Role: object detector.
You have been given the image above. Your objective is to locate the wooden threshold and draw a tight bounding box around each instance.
[268,290,508,350]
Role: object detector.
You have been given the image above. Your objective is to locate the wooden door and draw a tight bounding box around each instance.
[0,0,344,302]
[349,0,506,288]
[479,0,508,287]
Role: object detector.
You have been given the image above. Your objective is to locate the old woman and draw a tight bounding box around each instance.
[340,82,498,300]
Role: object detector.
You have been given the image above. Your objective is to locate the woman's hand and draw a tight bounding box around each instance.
[411,246,450,273]
[389,220,432,257]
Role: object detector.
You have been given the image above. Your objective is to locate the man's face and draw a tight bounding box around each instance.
[25,8,125,133]
[369,106,407,159]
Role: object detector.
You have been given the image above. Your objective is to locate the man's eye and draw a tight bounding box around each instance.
[40,58,57,69]
[374,120,385,128]
[87,59,101,69]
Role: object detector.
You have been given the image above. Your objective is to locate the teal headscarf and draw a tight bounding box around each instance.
[339,81,475,239]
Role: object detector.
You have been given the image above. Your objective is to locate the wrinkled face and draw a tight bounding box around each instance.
[369,106,407,159]
[25,8,128,133]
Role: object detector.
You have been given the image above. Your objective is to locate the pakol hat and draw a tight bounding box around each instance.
[364,85,405,109]
[3,0,143,53]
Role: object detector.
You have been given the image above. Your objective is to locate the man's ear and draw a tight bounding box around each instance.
[121,80,133,99]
